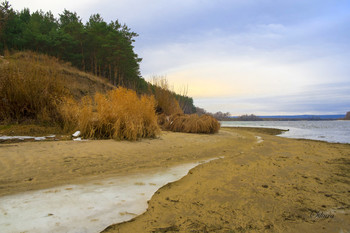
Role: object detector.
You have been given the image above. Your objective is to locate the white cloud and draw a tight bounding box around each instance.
[87,0,215,26]
[140,23,349,98]
[10,0,97,18]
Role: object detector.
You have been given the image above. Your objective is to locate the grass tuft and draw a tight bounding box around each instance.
[163,114,220,134]
[60,88,160,140]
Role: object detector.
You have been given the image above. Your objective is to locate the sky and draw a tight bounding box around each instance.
[9,0,350,115]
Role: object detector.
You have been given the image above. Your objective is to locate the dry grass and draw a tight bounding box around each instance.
[60,88,160,140]
[0,52,159,140]
[162,114,220,134]
[150,77,183,116]
[59,96,81,132]
[0,51,114,124]
[150,77,220,134]
[0,52,69,123]
[9,51,115,98]
[1,51,217,137]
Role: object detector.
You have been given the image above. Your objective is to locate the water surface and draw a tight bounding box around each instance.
[221,121,350,143]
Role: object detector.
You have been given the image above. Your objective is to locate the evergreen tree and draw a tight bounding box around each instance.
[0,1,144,91]
[0,1,195,111]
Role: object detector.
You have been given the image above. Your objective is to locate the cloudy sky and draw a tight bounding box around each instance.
[10,0,350,115]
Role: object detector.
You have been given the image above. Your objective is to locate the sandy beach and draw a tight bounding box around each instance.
[0,127,349,232]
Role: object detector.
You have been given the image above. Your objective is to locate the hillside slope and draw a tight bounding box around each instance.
[0,51,212,138]
[0,51,116,124]
[0,51,162,140]
[1,51,115,99]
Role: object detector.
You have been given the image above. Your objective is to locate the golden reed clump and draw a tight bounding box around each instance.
[162,114,220,134]
[60,88,160,140]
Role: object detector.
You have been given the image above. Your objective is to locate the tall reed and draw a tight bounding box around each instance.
[0,52,68,123]
[0,51,120,124]
[150,76,183,116]
[163,114,220,134]
[60,88,160,140]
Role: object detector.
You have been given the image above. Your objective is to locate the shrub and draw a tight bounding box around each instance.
[59,96,82,132]
[60,87,160,140]
[163,114,220,134]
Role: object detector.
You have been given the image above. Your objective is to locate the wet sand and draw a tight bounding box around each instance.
[0,127,349,232]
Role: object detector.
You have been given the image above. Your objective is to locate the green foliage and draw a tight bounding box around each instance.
[0,1,197,119]
[0,1,145,92]
[175,94,196,114]
[149,76,196,115]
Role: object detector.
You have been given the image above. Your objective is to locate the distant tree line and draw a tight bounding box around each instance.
[195,110,263,121]
[195,107,231,120]
[236,114,261,121]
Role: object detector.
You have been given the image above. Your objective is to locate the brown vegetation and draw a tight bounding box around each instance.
[150,77,220,134]
[150,77,183,116]
[0,52,68,123]
[0,51,114,124]
[0,52,160,140]
[10,52,115,98]
[0,51,217,138]
[162,114,220,134]
[60,88,160,140]
[0,124,63,136]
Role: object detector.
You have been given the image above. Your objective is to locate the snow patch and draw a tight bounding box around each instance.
[73,137,88,141]
[0,158,221,233]
[0,135,55,141]
[255,136,263,143]
[72,131,81,137]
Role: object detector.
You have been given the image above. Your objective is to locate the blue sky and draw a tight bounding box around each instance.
[10,0,350,115]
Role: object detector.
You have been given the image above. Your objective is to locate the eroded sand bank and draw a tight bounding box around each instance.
[0,128,349,232]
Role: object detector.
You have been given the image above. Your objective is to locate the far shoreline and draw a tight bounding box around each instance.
[221,120,350,144]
